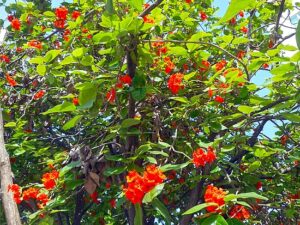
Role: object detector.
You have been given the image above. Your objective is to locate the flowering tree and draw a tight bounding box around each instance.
[0,0,299,224]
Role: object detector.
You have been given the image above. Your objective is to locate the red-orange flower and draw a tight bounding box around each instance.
[33,90,45,100]
[42,170,59,190]
[1,55,10,63]
[8,184,22,204]
[241,26,248,34]
[11,18,21,30]
[8,15,14,22]
[239,11,244,17]
[200,11,208,21]
[185,0,192,3]
[215,60,227,71]
[28,40,42,50]
[262,63,269,69]
[280,135,288,145]
[165,57,175,74]
[192,147,216,167]
[229,205,251,220]
[73,97,79,106]
[214,95,224,103]
[200,60,211,72]
[22,187,39,201]
[204,184,226,213]
[37,193,49,206]
[119,74,132,85]
[230,17,236,25]
[143,15,155,24]
[16,47,23,53]
[237,50,246,59]
[256,181,262,190]
[208,88,214,98]
[110,199,116,208]
[123,165,166,204]
[72,11,81,20]
[54,19,65,29]
[5,74,17,87]
[55,6,68,20]
[90,191,100,204]
[106,88,116,104]
[168,73,184,94]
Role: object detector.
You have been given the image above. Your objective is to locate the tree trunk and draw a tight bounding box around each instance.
[0,107,22,225]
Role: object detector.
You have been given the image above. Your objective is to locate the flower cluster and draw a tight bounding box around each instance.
[168,73,184,94]
[200,11,208,21]
[143,15,155,24]
[8,184,22,204]
[5,74,17,87]
[106,88,116,104]
[0,54,10,63]
[204,184,226,213]
[42,170,59,190]
[28,40,43,50]
[192,147,216,167]
[229,205,251,220]
[164,57,175,74]
[9,16,21,31]
[54,6,68,29]
[215,60,227,71]
[123,165,166,204]
[34,90,46,100]
[106,74,133,103]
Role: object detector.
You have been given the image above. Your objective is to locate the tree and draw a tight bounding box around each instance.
[0,0,299,224]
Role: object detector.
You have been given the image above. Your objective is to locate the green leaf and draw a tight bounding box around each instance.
[81,55,94,66]
[270,63,295,76]
[131,88,146,101]
[282,113,300,123]
[60,55,78,65]
[121,118,141,128]
[44,49,62,63]
[72,48,86,58]
[42,102,76,115]
[160,162,190,172]
[182,203,217,215]
[247,160,261,172]
[128,0,143,11]
[296,20,300,50]
[76,83,97,109]
[37,64,47,76]
[29,56,45,65]
[236,192,268,200]
[152,198,172,225]
[60,161,81,177]
[62,115,83,131]
[103,166,126,176]
[4,122,16,127]
[169,97,190,104]
[226,218,244,225]
[106,0,114,14]
[169,47,188,57]
[43,11,56,17]
[202,215,228,225]
[237,105,255,114]
[38,216,54,225]
[218,0,252,24]
[143,183,165,203]
[187,32,212,51]
[93,32,113,44]
[134,204,143,225]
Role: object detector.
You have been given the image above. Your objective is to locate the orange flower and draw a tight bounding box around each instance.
[54,19,65,29]
[37,193,49,206]
[237,50,246,59]
[256,181,262,190]
[200,60,211,72]
[200,11,207,21]
[239,11,244,17]
[72,11,81,20]
[7,15,14,22]
[192,147,216,167]
[119,74,132,85]
[28,40,42,50]
[1,55,10,63]
[204,184,226,212]
[230,17,236,25]
[143,15,155,24]
[22,187,39,201]
[165,57,175,74]
[214,95,224,103]
[208,88,214,98]
[55,6,68,20]
[241,26,248,34]
[16,47,23,53]
[73,97,79,106]
[215,60,227,71]
[262,63,269,69]
[8,184,22,204]
[106,88,116,104]
[90,191,100,204]
[42,170,59,190]
[280,135,288,145]
[11,18,21,30]
[5,74,17,87]
[168,73,184,94]
[185,0,192,3]
[143,3,150,9]
[33,90,45,100]
[229,205,250,220]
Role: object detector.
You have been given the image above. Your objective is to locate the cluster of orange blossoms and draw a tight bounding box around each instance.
[28,40,43,50]
[73,97,79,106]
[8,15,21,31]
[229,205,251,220]
[106,74,132,104]
[192,147,216,167]
[5,73,17,87]
[42,170,59,190]
[151,39,168,56]
[164,57,175,74]
[0,54,10,63]
[8,184,50,208]
[167,73,184,94]
[54,6,68,28]
[216,60,227,71]
[204,184,226,212]
[123,165,166,204]
[33,90,46,100]
[200,11,208,21]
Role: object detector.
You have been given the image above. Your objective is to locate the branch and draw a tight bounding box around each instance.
[274,0,286,37]
[138,0,164,18]
[142,39,250,78]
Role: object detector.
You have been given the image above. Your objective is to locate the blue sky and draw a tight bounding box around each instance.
[0,0,277,137]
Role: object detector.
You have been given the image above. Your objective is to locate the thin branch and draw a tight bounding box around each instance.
[138,0,164,18]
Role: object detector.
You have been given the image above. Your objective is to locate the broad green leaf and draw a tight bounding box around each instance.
[29,56,44,65]
[182,203,217,215]
[81,55,94,66]
[60,55,78,65]
[93,32,113,44]
[44,49,62,63]
[187,32,212,51]
[128,0,143,11]
[282,113,300,123]
[72,48,86,58]
[202,215,228,225]
[143,183,165,203]
[121,118,140,128]
[106,0,114,14]
[226,218,244,225]
[236,192,268,200]
[60,161,81,177]
[237,105,255,114]
[152,198,172,225]
[103,166,126,176]
[42,102,76,115]
[131,87,146,101]
[247,160,261,172]
[232,37,249,45]
[62,115,83,131]
[169,97,190,104]
[37,64,47,76]
[38,216,54,225]
[169,46,188,56]
[270,63,295,76]
[218,0,253,24]
[296,20,300,50]
[4,122,16,127]
[160,162,190,172]
[76,83,97,109]
[184,71,197,80]
[43,11,56,17]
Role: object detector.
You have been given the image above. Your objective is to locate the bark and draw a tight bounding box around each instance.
[0,107,22,225]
